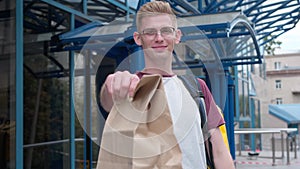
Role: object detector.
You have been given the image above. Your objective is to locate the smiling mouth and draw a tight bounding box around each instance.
[152,46,167,50]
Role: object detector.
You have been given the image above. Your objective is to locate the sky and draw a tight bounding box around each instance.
[275,22,300,54]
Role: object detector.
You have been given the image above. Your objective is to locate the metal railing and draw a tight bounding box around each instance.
[235,128,298,166]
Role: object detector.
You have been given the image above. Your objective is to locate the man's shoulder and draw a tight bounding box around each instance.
[196,78,205,84]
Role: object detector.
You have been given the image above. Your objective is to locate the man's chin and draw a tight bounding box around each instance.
[153,48,167,52]
[144,48,172,57]
[154,49,172,55]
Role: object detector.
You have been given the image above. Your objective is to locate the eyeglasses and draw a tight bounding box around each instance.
[140,27,176,39]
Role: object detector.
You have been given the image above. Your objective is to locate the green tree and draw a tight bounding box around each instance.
[264,35,282,55]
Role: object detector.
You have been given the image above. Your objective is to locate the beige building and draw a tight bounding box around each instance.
[265,53,300,104]
[252,52,300,150]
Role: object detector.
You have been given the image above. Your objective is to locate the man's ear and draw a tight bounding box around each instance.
[175,29,182,44]
[133,32,142,46]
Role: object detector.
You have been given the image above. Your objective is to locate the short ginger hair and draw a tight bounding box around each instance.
[136,1,177,31]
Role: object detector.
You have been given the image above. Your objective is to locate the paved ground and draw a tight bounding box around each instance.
[235,150,300,169]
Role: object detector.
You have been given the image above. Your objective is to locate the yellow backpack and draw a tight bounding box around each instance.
[217,106,230,151]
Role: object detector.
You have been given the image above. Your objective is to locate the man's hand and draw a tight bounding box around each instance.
[100,71,140,112]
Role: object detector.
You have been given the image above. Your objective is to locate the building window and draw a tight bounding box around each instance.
[276,98,283,104]
[275,80,281,89]
[274,62,281,70]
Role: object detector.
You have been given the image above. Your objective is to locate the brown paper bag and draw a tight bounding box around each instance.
[97,75,182,169]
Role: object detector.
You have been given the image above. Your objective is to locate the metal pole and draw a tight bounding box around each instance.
[69,13,75,169]
[82,0,87,14]
[226,68,236,160]
[294,135,297,159]
[272,133,276,166]
[84,50,92,169]
[16,0,24,168]
[239,135,242,156]
[250,98,256,151]
[281,132,284,158]
[125,0,129,22]
[286,135,290,165]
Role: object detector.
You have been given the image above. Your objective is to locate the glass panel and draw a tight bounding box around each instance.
[23,1,105,167]
[23,70,71,169]
[24,51,69,78]
[23,3,72,166]
[74,51,107,168]
[221,23,258,62]
[0,0,16,168]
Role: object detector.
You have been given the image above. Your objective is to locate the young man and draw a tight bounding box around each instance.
[99,1,235,169]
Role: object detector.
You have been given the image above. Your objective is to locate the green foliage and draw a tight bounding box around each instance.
[263,35,282,55]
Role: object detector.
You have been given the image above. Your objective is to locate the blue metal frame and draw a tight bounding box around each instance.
[234,66,240,124]
[176,0,300,46]
[69,13,76,169]
[250,98,256,151]
[106,0,136,14]
[41,0,96,22]
[83,0,87,14]
[16,0,24,168]
[83,50,93,169]
[167,0,201,14]
[225,68,236,160]
[24,0,98,34]
[30,0,300,73]
[54,12,262,67]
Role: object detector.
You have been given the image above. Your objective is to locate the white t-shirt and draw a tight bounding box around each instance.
[163,76,206,169]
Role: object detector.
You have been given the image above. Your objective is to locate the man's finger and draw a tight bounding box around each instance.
[128,75,140,97]
[105,74,114,94]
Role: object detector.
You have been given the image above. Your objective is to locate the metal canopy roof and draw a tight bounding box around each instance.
[23,0,136,33]
[23,0,300,42]
[168,0,300,46]
[269,104,300,125]
[52,11,261,68]
[22,0,300,78]
[177,11,261,67]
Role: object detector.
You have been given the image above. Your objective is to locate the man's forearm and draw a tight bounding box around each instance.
[210,128,235,169]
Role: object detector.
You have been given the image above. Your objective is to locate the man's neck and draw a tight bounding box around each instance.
[142,67,174,76]
[144,56,173,74]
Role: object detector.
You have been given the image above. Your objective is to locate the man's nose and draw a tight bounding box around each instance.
[155,32,164,41]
